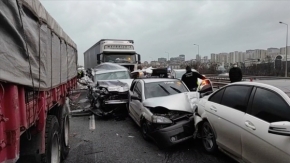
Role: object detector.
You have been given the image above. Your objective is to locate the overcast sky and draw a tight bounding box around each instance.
[40,0,290,65]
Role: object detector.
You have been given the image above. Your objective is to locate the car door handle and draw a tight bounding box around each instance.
[210,106,217,112]
[245,121,256,130]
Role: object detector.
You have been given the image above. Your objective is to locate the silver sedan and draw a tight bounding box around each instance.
[194,80,290,163]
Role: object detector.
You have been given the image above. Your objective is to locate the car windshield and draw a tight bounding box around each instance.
[103,54,136,63]
[144,81,188,99]
[94,71,131,80]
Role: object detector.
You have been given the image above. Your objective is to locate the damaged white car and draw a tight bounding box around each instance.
[128,78,213,147]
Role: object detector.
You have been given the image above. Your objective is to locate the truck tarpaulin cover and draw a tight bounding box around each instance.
[0,0,77,90]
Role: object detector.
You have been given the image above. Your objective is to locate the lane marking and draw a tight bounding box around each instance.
[89,114,95,130]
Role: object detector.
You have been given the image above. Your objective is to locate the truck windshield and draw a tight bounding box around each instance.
[103,54,136,63]
[95,71,131,80]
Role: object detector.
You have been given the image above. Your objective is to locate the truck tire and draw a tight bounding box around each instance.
[57,104,70,161]
[59,105,70,161]
[41,115,61,163]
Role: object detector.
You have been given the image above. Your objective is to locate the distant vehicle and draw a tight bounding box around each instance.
[194,80,290,163]
[84,39,141,72]
[88,63,133,116]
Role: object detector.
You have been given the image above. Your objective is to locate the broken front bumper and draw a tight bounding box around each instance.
[150,116,195,147]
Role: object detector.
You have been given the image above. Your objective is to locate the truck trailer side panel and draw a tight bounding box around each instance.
[0,0,78,162]
[0,0,77,90]
[84,42,100,69]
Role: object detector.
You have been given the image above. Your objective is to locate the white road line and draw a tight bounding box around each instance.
[89,114,95,130]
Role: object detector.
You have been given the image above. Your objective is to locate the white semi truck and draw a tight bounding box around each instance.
[84,39,141,72]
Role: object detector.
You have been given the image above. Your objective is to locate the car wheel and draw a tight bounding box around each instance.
[201,121,217,153]
[141,120,149,141]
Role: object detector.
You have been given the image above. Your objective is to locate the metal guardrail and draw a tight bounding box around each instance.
[208,75,290,90]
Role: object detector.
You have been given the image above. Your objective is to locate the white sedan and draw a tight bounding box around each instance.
[194,80,290,163]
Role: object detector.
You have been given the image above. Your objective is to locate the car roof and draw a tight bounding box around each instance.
[226,80,290,97]
[94,69,128,74]
[140,78,181,83]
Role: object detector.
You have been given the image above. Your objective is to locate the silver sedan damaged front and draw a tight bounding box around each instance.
[137,92,200,147]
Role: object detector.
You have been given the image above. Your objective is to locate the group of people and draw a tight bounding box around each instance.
[181,64,243,91]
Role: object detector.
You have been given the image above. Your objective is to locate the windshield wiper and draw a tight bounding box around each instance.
[158,84,170,95]
[170,86,182,93]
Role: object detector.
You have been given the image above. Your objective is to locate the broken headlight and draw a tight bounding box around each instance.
[151,115,173,124]
[100,88,109,94]
[107,86,129,92]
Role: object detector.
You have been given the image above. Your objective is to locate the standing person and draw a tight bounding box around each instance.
[181,66,206,91]
[229,64,242,83]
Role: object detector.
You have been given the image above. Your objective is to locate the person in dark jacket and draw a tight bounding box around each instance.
[229,64,242,83]
[181,66,206,91]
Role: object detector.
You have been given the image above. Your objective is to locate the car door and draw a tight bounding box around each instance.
[205,85,252,159]
[242,87,290,163]
[129,81,144,125]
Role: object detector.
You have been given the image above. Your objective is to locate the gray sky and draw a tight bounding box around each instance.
[40,0,290,66]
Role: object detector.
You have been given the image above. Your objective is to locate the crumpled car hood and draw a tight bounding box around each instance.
[143,92,199,113]
[97,79,133,91]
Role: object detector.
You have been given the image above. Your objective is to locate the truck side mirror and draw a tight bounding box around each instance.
[137,54,141,64]
[97,54,101,64]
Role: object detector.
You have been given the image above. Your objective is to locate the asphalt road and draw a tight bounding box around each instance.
[64,90,236,163]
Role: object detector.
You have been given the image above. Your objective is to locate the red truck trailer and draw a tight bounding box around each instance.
[0,0,78,162]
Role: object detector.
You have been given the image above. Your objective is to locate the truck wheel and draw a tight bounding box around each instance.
[61,106,70,160]
[57,104,70,160]
[41,115,61,163]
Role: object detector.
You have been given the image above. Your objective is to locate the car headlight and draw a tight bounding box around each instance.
[107,87,119,91]
[100,88,109,94]
[107,86,129,92]
[118,87,129,92]
[151,115,173,124]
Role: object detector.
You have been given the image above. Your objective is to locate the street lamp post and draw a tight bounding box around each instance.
[280,21,288,77]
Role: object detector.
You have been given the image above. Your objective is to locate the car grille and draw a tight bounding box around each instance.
[108,92,128,100]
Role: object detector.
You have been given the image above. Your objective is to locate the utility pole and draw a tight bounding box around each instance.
[279,21,288,77]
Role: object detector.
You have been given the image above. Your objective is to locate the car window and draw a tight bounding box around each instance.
[209,88,225,104]
[220,85,252,112]
[133,81,142,98]
[250,88,290,123]
[144,81,188,99]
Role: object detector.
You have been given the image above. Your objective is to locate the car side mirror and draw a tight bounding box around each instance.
[131,94,141,101]
[198,79,213,94]
[268,121,290,136]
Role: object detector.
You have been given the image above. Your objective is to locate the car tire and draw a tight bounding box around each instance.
[141,120,149,141]
[201,121,218,153]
